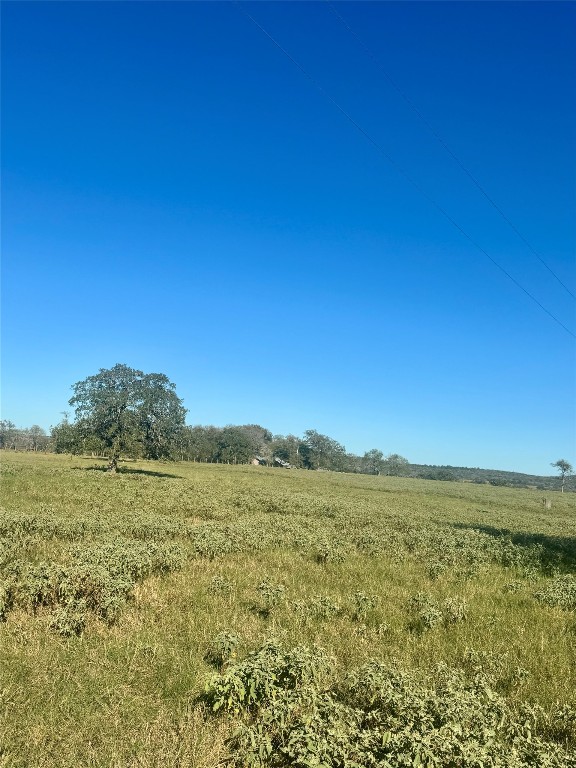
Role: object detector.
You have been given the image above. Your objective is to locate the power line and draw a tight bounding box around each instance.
[235,2,576,339]
[326,0,576,302]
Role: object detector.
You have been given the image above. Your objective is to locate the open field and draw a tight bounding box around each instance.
[1,451,575,766]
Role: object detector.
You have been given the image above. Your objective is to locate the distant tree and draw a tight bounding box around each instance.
[382,453,410,477]
[0,420,17,450]
[216,426,256,464]
[0,422,48,451]
[180,425,220,462]
[69,364,186,472]
[236,424,273,462]
[51,415,83,455]
[26,425,49,452]
[177,425,274,464]
[345,452,363,473]
[362,449,384,475]
[301,430,347,471]
[551,459,573,493]
[422,468,456,482]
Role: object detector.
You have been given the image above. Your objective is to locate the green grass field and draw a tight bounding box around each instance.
[1,452,575,766]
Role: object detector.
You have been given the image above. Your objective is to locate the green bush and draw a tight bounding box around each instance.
[535,575,576,611]
[49,599,88,637]
[206,642,576,767]
[206,631,242,668]
[256,580,286,617]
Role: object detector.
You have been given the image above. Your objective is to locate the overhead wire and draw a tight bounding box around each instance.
[235,2,576,339]
[326,0,576,303]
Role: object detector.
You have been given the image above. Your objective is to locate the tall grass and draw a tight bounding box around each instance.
[1,452,575,765]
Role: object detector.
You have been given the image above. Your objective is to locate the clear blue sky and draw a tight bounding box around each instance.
[2,1,575,475]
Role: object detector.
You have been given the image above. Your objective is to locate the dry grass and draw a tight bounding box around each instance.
[1,451,575,765]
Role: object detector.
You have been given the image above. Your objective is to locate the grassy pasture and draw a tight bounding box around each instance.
[1,451,575,766]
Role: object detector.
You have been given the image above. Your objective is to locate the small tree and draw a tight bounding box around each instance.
[301,429,347,471]
[216,426,256,464]
[69,364,186,472]
[27,425,48,452]
[551,459,573,493]
[0,420,17,450]
[51,413,82,455]
[383,453,410,477]
[362,449,384,475]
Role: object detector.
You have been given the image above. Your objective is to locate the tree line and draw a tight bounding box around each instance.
[0,421,51,452]
[48,418,410,476]
[2,364,572,490]
[2,364,409,476]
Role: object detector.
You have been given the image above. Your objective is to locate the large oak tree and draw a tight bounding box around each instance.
[69,364,186,471]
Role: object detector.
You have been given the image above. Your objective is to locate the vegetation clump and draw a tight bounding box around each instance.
[205,642,576,767]
[256,579,286,617]
[1,537,185,632]
[292,594,342,622]
[535,575,576,611]
[206,631,242,668]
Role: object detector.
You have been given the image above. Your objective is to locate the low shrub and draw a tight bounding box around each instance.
[206,642,576,767]
[256,579,286,617]
[206,631,242,668]
[535,575,576,611]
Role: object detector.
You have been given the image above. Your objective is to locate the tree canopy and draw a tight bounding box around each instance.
[68,364,186,471]
[362,449,385,475]
[300,430,347,471]
[382,453,410,476]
